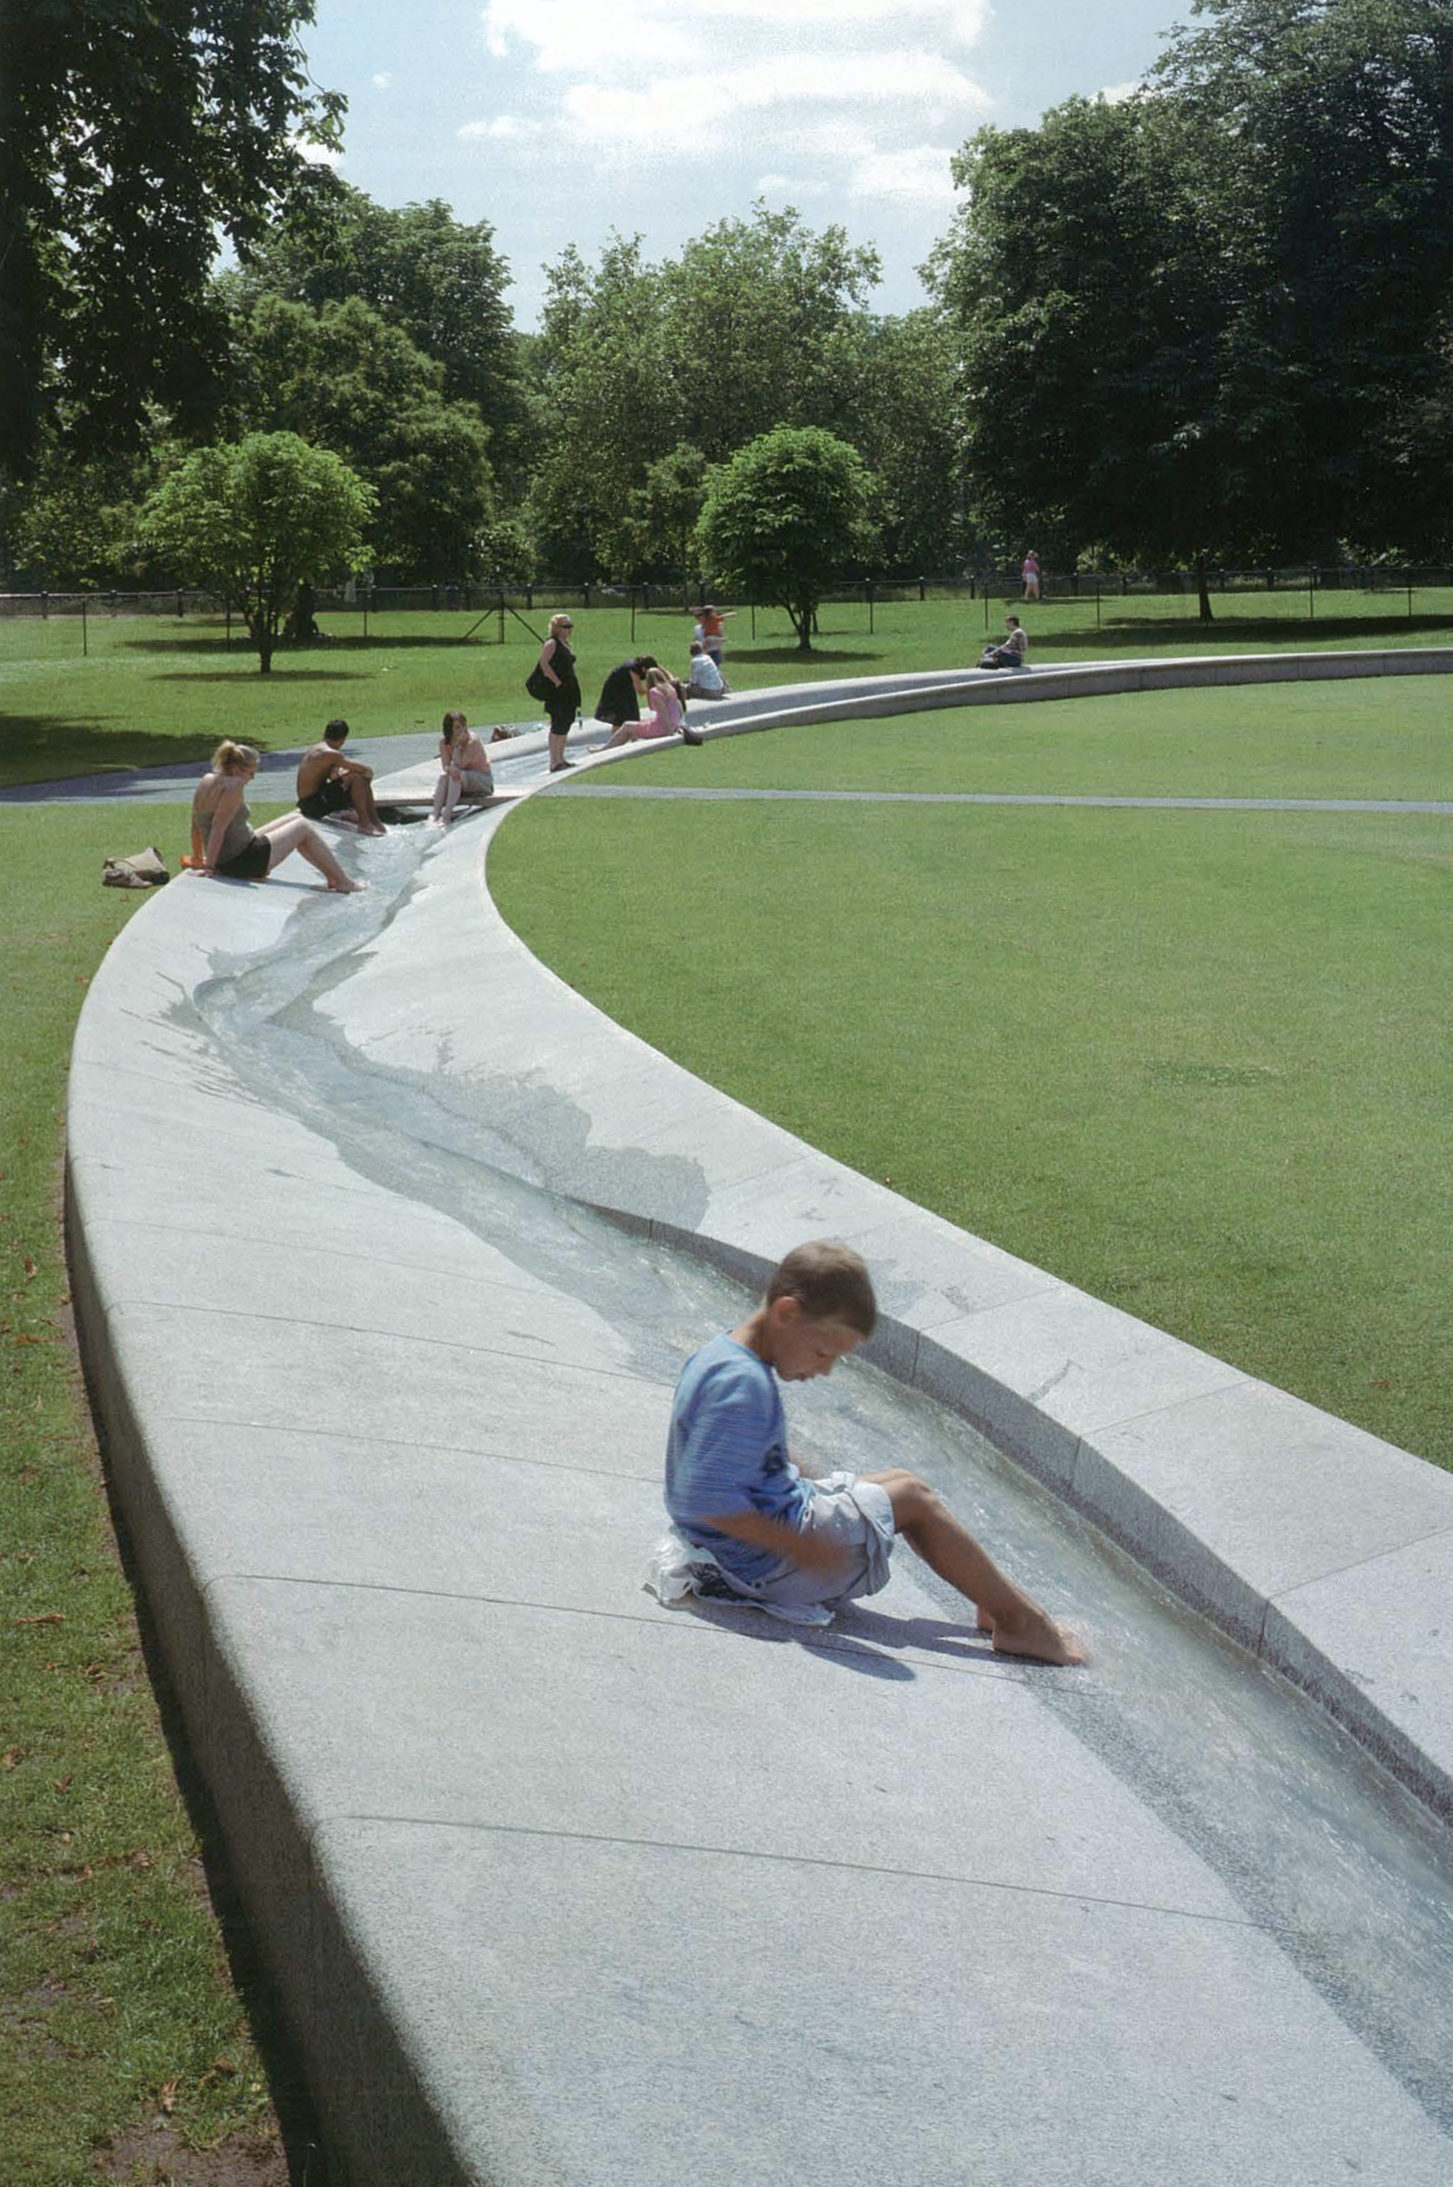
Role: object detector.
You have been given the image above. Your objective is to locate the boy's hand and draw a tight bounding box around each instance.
[706,1509,843,1573]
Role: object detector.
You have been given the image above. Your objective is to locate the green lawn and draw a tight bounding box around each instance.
[0,804,303,2184]
[4,588,1453,786]
[492,683,1453,1471]
[624,676,1453,803]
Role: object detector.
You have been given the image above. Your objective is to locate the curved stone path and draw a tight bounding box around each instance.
[63,653,1453,2187]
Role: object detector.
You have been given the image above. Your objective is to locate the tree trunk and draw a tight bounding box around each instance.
[1196,555,1214,624]
[796,592,813,651]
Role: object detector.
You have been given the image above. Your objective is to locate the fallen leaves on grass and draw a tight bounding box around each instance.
[13,1609,65,1624]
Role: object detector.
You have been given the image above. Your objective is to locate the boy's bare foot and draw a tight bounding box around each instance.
[327,876,367,893]
[986,1605,1085,1667]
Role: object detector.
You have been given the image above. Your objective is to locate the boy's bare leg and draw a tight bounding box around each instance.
[862,1469,1084,1665]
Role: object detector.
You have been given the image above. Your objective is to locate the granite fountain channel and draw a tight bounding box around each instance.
[181,818,1453,2141]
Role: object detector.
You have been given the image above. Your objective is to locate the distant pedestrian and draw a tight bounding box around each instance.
[536,613,581,772]
[696,602,736,665]
[1021,551,1041,602]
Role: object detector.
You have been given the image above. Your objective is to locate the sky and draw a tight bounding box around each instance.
[296,0,1198,326]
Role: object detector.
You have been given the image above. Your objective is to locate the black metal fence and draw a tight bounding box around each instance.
[4,567,1452,627]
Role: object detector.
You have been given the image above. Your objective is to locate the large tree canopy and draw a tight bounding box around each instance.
[932,0,1453,591]
[695,427,878,652]
[231,294,497,579]
[233,181,531,488]
[0,0,342,476]
[528,208,887,580]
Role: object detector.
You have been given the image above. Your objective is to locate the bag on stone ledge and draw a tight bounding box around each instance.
[102,846,170,889]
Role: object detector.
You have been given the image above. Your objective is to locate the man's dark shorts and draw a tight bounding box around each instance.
[298,777,352,820]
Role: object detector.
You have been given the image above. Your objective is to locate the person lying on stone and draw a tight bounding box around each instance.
[662,1238,1084,1664]
[296,719,386,834]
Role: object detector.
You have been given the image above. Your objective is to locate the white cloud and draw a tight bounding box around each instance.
[756,171,832,199]
[291,135,341,167]
[469,1,991,211]
[1098,79,1143,104]
[372,72,393,90]
[563,51,987,144]
[848,143,958,204]
[459,113,540,139]
[483,0,992,73]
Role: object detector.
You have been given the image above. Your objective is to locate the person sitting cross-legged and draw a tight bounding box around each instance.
[978,613,1029,670]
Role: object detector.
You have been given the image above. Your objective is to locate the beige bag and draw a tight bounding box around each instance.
[102,846,170,889]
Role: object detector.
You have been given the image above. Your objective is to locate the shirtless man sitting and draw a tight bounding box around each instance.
[295,719,386,835]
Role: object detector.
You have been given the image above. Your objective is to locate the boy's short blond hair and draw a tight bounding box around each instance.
[766,1240,876,1336]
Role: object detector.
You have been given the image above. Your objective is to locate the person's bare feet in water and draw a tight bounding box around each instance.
[327,875,368,893]
[977,1604,1085,1666]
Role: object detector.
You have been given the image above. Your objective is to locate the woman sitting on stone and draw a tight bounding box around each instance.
[601,666,703,748]
[190,741,363,891]
[430,710,495,827]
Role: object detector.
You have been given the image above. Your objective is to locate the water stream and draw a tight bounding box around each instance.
[186,816,1453,2135]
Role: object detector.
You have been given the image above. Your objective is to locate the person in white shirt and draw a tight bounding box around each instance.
[687,641,730,696]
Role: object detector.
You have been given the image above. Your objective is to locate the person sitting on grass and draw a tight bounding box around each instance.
[978,613,1029,670]
[190,742,364,892]
[660,1239,1084,1663]
[295,718,386,835]
[601,666,705,748]
[429,710,495,828]
[686,641,730,698]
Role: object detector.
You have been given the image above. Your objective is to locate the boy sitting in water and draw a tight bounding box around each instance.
[664,1240,1083,1664]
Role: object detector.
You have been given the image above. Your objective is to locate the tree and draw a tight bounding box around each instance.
[526,208,883,579]
[929,2,1453,603]
[9,446,154,588]
[850,310,969,575]
[928,93,1230,618]
[527,238,675,580]
[232,182,532,490]
[141,433,373,672]
[230,295,496,578]
[657,207,881,460]
[1150,0,1453,558]
[0,0,343,477]
[695,428,878,652]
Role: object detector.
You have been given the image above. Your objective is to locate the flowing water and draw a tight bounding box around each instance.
[185,806,1453,2136]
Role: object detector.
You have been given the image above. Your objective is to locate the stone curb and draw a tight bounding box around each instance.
[63,656,1453,2186]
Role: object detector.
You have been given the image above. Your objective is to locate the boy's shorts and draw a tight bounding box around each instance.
[737,1471,895,1610]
